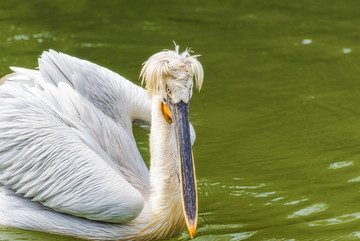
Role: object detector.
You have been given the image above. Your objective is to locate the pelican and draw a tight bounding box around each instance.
[0,44,204,240]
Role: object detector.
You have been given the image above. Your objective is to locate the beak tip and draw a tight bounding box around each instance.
[188,225,196,238]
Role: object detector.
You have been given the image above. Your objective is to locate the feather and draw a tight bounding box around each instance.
[0,82,145,223]
[140,43,204,100]
[39,51,152,130]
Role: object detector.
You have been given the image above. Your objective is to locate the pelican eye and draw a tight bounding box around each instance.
[167,87,172,95]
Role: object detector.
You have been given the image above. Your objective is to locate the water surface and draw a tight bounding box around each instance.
[1,0,360,240]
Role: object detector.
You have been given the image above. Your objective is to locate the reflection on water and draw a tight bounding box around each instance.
[178,224,256,241]
[287,203,328,219]
[1,0,360,240]
[309,212,360,226]
[283,198,308,206]
[328,160,354,170]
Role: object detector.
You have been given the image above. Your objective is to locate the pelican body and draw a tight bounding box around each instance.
[0,45,204,240]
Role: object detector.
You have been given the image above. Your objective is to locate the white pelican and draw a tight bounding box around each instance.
[0,44,204,240]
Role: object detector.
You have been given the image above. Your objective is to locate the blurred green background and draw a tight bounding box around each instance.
[1,0,360,240]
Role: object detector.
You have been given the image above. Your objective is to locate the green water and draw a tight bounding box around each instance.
[1,0,360,240]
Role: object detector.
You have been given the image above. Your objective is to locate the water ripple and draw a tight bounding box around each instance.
[342,48,351,54]
[177,224,254,241]
[302,39,312,45]
[328,161,354,170]
[287,203,328,219]
[348,176,360,183]
[283,198,308,206]
[191,231,256,241]
[309,212,360,226]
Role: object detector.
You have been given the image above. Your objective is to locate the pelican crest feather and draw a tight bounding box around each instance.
[140,44,204,101]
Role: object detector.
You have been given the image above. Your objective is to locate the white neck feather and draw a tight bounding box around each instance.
[149,96,180,207]
[133,95,185,239]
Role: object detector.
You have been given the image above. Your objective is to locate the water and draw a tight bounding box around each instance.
[1,0,360,240]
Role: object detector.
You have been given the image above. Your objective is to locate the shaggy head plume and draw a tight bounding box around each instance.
[140,43,203,99]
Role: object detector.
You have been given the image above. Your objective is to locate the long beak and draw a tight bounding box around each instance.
[167,97,198,238]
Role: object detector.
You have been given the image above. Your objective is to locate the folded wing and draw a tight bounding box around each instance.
[0,81,146,223]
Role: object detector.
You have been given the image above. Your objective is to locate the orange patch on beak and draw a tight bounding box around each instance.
[162,102,172,124]
[188,224,196,238]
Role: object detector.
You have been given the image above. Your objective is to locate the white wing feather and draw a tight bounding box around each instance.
[7,64,151,194]
[0,81,145,223]
[38,50,152,134]
[0,184,130,239]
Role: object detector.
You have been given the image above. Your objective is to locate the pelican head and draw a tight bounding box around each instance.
[140,44,203,238]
